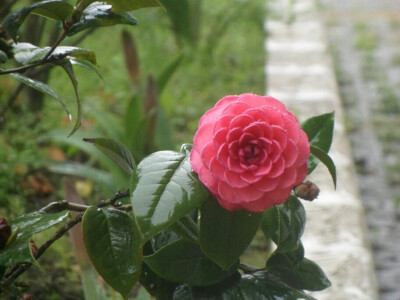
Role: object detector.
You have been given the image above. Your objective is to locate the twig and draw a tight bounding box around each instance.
[0,28,69,76]
[0,213,83,293]
[0,189,130,292]
[97,189,130,207]
[40,200,90,213]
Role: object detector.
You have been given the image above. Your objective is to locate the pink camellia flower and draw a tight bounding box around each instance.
[190,93,310,212]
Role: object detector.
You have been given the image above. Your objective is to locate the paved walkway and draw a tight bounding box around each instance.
[265,0,379,299]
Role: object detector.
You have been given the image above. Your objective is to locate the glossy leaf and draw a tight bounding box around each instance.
[3,70,71,120]
[173,271,316,300]
[12,43,97,66]
[57,59,81,137]
[105,0,161,12]
[83,137,135,175]
[139,263,178,299]
[144,239,238,286]
[261,196,305,253]
[131,150,209,242]
[32,1,74,21]
[151,229,180,252]
[169,215,199,244]
[0,211,68,266]
[67,2,138,36]
[82,207,142,299]
[2,0,74,39]
[301,112,335,174]
[310,145,337,188]
[267,243,331,291]
[200,197,262,270]
[70,58,104,83]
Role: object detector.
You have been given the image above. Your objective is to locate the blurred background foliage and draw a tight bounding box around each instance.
[0,0,266,298]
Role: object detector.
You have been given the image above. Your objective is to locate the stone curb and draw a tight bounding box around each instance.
[265,0,379,299]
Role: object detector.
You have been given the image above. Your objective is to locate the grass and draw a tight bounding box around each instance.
[353,20,379,53]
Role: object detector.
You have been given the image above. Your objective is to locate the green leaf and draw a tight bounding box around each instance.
[260,196,306,253]
[70,58,104,83]
[173,271,316,300]
[83,137,135,175]
[3,70,71,120]
[32,1,75,21]
[12,43,97,66]
[169,215,199,244]
[144,239,238,286]
[47,162,122,192]
[267,243,331,291]
[158,0,200,45]
[0,50,7,63]
[151,229,180,252]
[131,150,209,242]
[0,211,68,266]
[301,112,335,174]
[57,59,82,137]
[82,207,142,299]
[106,0,162,12]
[155,54,184,94]
[155,104,174,150]
[199,197,262,270]
[2,0,74,40]
[139,262,178,299]
[310,145,337,188]
[67,2,138,36]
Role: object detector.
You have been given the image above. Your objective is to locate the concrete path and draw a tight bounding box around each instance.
[265,0,379,299]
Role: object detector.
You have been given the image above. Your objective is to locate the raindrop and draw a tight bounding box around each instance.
[68,114,72,122]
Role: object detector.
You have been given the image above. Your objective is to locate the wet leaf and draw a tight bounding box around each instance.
[301,111,335,174]
[67,2,138,36]
[12,43,97,66]
[310,145,337,188]
[83,137,135,175]
[131,150,209,242]
[173,270,316,299]
[0,211,68,266]
[260,196,305,253]
[57,59,81,137]
[82,207,142,299]
[144,239,238,286]
[267,243,331,291]
[3,70,70,119]
[106,0,162,12]
[2,1,74,40]
[200,197,262,270]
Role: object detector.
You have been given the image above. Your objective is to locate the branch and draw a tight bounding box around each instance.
[0,213,83,293]
[0,189,130,292]
[0,28,69,76]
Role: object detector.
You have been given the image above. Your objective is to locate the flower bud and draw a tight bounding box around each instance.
[294,181,320,201]
[30,239,38,258]
[0,218,11,250]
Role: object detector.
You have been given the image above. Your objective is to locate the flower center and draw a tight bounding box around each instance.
[239,141,263,166]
